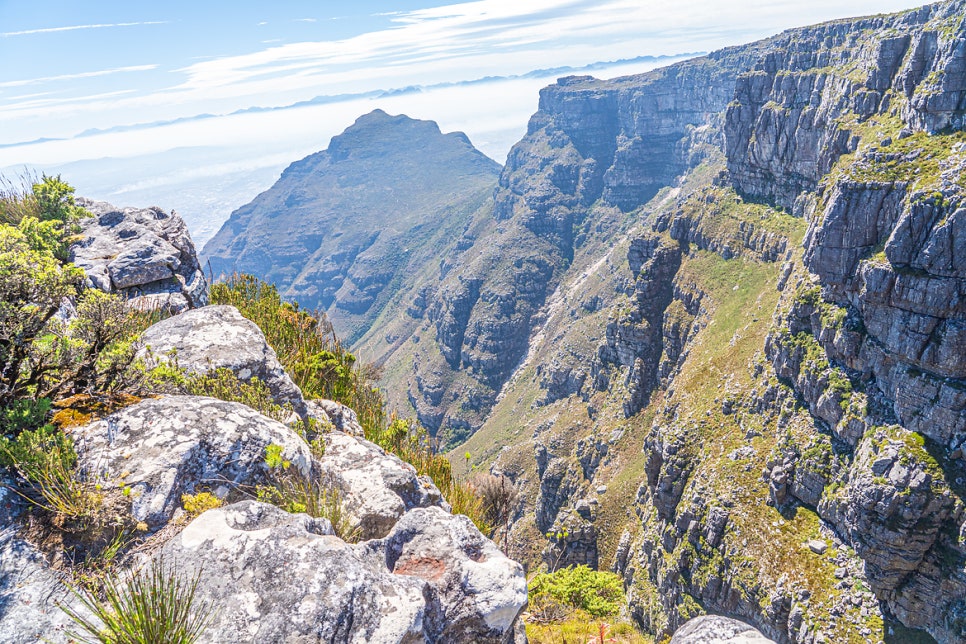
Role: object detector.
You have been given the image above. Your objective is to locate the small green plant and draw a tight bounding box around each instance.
[255,472,361,542]
[181,492,223,518]
[263,443,290,470]
[62,558,214,644]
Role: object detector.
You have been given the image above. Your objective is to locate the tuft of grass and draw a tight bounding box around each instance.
[255,456,362,543]
[62,558,214,644]
[0,423,103,526]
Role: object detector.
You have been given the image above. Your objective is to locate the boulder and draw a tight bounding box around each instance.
[155,501,527,643]
[306,398,365,437]
[137,305,308,416]
[0,530,78,643]
[374,506,528,642]
[670,615,775,643]
[71,199,208,313]
[71,396,311,530]
[317,431,444,539]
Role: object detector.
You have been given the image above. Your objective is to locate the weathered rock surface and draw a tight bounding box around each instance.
[71,395,312,530]
[72,198,208,313]
[0,529,77,643]
[137,304,308,416]
[316,431,444,539]
[670,616,775,644]
[155,501,527,643]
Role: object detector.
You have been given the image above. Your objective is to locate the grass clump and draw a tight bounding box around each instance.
[62,558,214,644]
[255,443,362,542]
[0,421,102,525]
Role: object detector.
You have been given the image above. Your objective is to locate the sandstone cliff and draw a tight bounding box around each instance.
[445,2,966,643]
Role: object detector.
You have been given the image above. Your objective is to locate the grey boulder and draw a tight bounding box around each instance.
[71,198,208,313]
[71,395,312,530]
[318,431,445,539]
[156,501,527,643]
[670,616,775,643]
[137,305,308,416]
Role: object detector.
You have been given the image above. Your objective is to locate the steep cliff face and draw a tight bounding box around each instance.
[202,110,500,343]
[370,52,761,445]
[449,3,966,643]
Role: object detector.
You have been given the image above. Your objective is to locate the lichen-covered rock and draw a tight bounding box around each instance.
[670,615,774,643]
[306,398,365,437]
[0,530,78,643]
[71,198,208,313]
[317,431,444,539]
[154,501,526,643]
[137,305,308,416]
[375,506,528,642]
[71,396,311,530]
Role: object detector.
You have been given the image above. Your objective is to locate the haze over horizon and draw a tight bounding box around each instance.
[0,0,925,243]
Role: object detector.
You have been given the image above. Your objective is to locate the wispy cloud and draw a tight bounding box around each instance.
[294,18,317,23]
[2,21,168,37]
[0,65,159,89]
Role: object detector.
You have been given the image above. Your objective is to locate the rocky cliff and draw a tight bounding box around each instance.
[201,110,501,344]
[444,2,966,643]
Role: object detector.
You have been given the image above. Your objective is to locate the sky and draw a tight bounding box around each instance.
[0,0,924,243]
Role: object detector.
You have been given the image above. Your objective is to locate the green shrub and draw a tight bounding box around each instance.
[62,558,214,644]
[528,565,626,619]
[181,492,223,518]
[210,275,383,430]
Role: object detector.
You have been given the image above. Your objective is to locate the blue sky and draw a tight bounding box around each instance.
[0,0,925,241]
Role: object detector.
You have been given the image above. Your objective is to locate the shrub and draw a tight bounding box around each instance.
[181,492,223,518]
[62,558,214,644]
[528,565,626,619]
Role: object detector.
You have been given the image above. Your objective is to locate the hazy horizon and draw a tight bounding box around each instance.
[0,0,925,243]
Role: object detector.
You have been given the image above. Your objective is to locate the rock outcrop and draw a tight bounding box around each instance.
[448,3,966,644]
[156,502,526,643]
[72,198,208,312]
[670,616,775,644]
[137,304,308,416]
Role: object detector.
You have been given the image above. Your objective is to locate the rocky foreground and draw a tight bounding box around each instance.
[0,202,527,643]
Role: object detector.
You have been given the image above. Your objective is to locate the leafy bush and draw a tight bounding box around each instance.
[62,558,214,644]
[528,565,626,619]
[0,176,148,416]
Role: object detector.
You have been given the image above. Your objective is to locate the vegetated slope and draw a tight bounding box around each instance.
[201,109,501,344]
[359,48,772,447]
[438,2,966,643]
